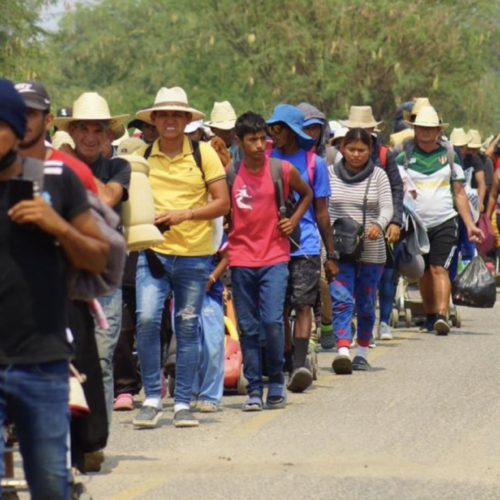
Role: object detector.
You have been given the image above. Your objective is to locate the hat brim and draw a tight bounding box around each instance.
[136,105,205,125]
[205,120,236,131]
[266,117,315,147]
[303,118,324,127]
[53,114,130,134]
[467,142,482,148]
[405,120,449,130]
[128,118,147,129]
[338,119,382,129]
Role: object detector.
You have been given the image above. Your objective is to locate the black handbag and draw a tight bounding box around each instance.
[332,173,373,262]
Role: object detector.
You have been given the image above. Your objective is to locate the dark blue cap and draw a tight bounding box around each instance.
[0,78,27,139]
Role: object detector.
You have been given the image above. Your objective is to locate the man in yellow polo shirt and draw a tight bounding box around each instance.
[132,87,229,429]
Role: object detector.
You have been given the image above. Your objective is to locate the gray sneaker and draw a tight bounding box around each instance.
[133,405,162,429]
[198,400,219,413]
[287,367,313,393]
[174,409,199,428]
[379,322,393,341]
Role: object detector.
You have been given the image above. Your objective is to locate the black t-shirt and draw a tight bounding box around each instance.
[89,155,131,216]
[0,160,89,364]
[464,153,485,189]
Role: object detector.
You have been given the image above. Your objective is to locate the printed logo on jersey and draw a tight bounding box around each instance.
[235,185,253,210]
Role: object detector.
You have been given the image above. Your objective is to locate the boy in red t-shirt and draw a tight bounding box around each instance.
[227,112,312,411]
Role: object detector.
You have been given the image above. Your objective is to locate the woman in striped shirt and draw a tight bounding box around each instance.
[329,128,393,373]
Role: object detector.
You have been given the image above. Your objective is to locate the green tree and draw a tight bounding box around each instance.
[0,0,52,80]
[39,0,500,135]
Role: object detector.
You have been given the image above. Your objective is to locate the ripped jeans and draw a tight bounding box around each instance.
[136,252,211,406]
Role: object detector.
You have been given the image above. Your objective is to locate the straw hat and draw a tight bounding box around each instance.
[390,128,414,149]
[339,106,382,128]
[135,87,204,125]
[116,137,145,156]
[402,98,431,122]
[53,92,130,134]
[205,101,237,130]
[467,129,482,149]
[409,106,448,129]
[51,130,75,150]
[450,128,469,147]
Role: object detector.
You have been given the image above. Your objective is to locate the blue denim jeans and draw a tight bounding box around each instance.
[231,263,289,397]
[95,287,122,424]
[136,252,211,406]
[0,361,70,500]
[191,295,225,405]
[330,261,384,348]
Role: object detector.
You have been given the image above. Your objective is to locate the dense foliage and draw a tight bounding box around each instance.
[2,0,500,135]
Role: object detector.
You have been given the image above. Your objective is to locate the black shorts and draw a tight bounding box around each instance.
[423,217,459,270]
[286,255,321,307]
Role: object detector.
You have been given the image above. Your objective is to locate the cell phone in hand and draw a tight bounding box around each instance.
[155,221,170,233]
[8,178,34,208]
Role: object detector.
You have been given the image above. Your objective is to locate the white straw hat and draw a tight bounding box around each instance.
[333,127,349,140]
[450,128,469,147]
[135,87,204,124]
[53,92,130,134]
[410,106,448,129]
[403,97,431,122]
[339,106,382,128]
[205,101,237,130]
[467,129,482,149]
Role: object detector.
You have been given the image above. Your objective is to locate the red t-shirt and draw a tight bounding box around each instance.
[48,148,98,194]
[228,157,291,267]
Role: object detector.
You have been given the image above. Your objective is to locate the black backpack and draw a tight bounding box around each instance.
[226,158,301,252]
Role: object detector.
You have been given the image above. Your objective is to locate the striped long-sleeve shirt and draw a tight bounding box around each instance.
[328,166,393,264]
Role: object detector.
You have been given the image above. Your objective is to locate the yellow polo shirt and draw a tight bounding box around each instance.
[136,137,226,256]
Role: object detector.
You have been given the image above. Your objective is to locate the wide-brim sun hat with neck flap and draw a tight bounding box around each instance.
[408,105,448,129]
[135,87,205,125]
[339,106,382,129]
[467,129,482,149]
[267,104,315,150]
[403,97,431,123]
[450,127,469,147]
[53,92,130,135]
[205,101,237,130]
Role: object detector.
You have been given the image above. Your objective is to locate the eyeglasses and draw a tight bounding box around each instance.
[267,123,285,136]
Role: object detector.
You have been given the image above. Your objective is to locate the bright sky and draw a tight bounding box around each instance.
[40,0,94,31]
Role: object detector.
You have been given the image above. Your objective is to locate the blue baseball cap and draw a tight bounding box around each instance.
[267,104,315,150]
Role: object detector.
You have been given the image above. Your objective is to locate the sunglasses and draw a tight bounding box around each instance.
[267,123,287,136]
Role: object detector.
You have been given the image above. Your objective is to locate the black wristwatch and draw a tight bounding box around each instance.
[326,252,338,261]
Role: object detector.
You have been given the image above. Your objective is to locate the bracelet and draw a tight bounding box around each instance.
[209,275,216,283]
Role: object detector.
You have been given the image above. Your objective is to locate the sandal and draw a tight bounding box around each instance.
[242,395,263,412]
[266,383,287,410]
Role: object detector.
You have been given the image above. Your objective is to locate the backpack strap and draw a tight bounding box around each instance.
[269,158,286,218]
[379,144,388,168]
[144,144,153,160]
[306,150,316,187]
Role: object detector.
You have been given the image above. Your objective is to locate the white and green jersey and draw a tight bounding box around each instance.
[396,145,464,229]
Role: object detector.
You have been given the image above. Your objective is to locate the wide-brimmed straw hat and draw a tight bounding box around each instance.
[339,106,382,129]
[467,129,482,149]
[403,97,431,123]
[135,87,204,125]
[53,92,130,134]
[450,128,469,147]
[409,106,448,129]
[205,101,237,130]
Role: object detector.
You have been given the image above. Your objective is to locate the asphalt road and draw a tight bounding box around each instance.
[69,292,500,499]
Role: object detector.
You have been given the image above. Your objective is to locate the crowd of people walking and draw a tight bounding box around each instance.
[0,76,499,498]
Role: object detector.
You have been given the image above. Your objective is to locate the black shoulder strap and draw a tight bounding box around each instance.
[269,158,287,216]
[144,144,153,160]
[362,172,374,230]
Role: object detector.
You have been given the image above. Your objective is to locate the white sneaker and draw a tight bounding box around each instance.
[379,322,393,341]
